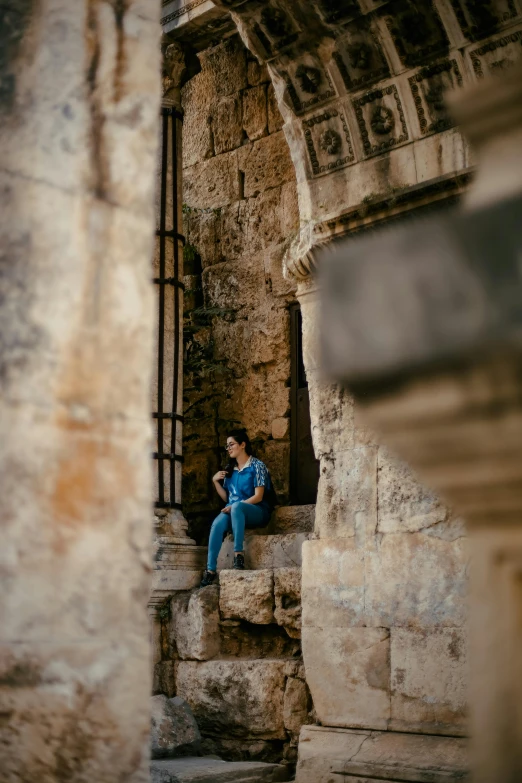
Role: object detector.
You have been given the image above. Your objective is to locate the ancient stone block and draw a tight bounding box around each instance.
[176,660,287,739]
[237,132,294,197]
[202,258,266,312]
[274,567,301,638]
[248,57,270,86]
[301,539,366,629]
[151,756,290,782]
[307,377,355,458]
[269,505,315,535]
[150,695,201,759]
[170,586,220,661]
[243,85,268,141]
[390,628,468,734]
[295,725,468,783]
[315,447,377,540]
[219,570,274,624]
[200,36,248,98]
[283,677,310,735]
[184,207,222,269]
[218,533,309,571]
[183,153,240,210]
[271,417,289,439]
[219,619,301,659]
[212,95,244,155]
[377,447,447,534]
[280,181,300,236]
[267,83,284,133]
[153,660,176,698]
[302,626,391,729]
[365,532,468,628]
[181,73,214,168]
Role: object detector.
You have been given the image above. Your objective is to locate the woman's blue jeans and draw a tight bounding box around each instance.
[207,501,269,571]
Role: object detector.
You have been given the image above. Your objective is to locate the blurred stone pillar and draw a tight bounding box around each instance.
[0,1,161,779]
[149,43,206,665]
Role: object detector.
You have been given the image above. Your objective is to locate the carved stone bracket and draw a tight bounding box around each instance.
[162,40,187,110]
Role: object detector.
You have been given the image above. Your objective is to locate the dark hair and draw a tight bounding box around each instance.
[225,428,253,477]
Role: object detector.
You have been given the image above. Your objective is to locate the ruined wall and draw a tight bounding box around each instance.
[180,35,300,538]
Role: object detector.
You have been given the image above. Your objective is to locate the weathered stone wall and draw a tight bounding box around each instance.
[180,35,299,538]
[299,286,468,738]
[0,1,160,780]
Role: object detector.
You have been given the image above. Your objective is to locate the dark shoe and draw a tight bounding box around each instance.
[233,553,245,570]
[200,570,217,587]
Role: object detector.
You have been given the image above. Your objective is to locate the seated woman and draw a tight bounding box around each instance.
[200,428,274,587]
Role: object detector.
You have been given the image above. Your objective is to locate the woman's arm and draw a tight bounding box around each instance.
[212,471,228,503]
[241,486,265,505]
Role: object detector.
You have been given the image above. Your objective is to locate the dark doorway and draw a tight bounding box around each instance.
[289,303,320,505]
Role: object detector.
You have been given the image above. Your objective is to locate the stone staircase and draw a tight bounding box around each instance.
[153,505,315,780]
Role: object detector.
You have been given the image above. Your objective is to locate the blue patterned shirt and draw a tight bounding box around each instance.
[223,457,272,513]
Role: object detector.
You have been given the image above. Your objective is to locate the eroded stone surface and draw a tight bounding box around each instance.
[176,660,287,739]
[219,570,274,624]
[274,568,301,639]
[151,695,202,759]
[151,755,290,782]
[218,533,309,571]
[170,586,220,661]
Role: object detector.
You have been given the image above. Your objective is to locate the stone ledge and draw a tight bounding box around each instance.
[217,533,310,570]
[295,725,468,783]
[151,755,290,782]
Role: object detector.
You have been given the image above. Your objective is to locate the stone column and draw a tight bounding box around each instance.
[0,1,161,779]
[150,42,206,613]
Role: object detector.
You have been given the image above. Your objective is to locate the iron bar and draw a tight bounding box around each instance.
[152,106,184,510]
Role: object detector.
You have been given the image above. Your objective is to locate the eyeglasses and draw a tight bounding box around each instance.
[225,443,237,450]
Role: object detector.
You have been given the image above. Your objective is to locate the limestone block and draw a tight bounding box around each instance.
[170,586,220,661]
[184,209,222,269]
[307,377,355,458]
[212,95,244,155]
[176,660,287,739]
[248,58,270,87]
[283,678,310,735]
[295,725,468,783]
[377,447,447,534]
[271,417,289,439]
[219,620,300,659]
[200,36,248,98]
[301,539,366,629]
[267,83,284,134]
[218,533,309,571]
[274,568,301,639]
[390,628,468,735]
[219,570,274,624]
[150,695,202,759]
[182,70,215,168]
[302,626,390,729]
[280,181,300,236]
[242,187,287,251]
[237,132,294,197]
[183,153,240,210]
[154,660,176,698]
[243,85,268,141]
[269,505,315,534]
[365,532,467,628]
[151,756,290,782]
[202,259,266,312]
[315,447,377,540]
[263,244,296,299]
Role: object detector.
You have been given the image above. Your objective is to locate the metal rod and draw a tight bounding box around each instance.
[156,109,169,504]
[170,110,181,508]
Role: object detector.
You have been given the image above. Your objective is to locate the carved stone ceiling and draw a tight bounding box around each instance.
[168,0,522,276]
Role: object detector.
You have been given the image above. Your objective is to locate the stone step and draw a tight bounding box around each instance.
[265,505,315,535]
[151,756,290,783]
[217,533,310,570]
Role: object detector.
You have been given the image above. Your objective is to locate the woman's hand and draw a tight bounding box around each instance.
[223,506,231,514]
[213,470,227,483]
